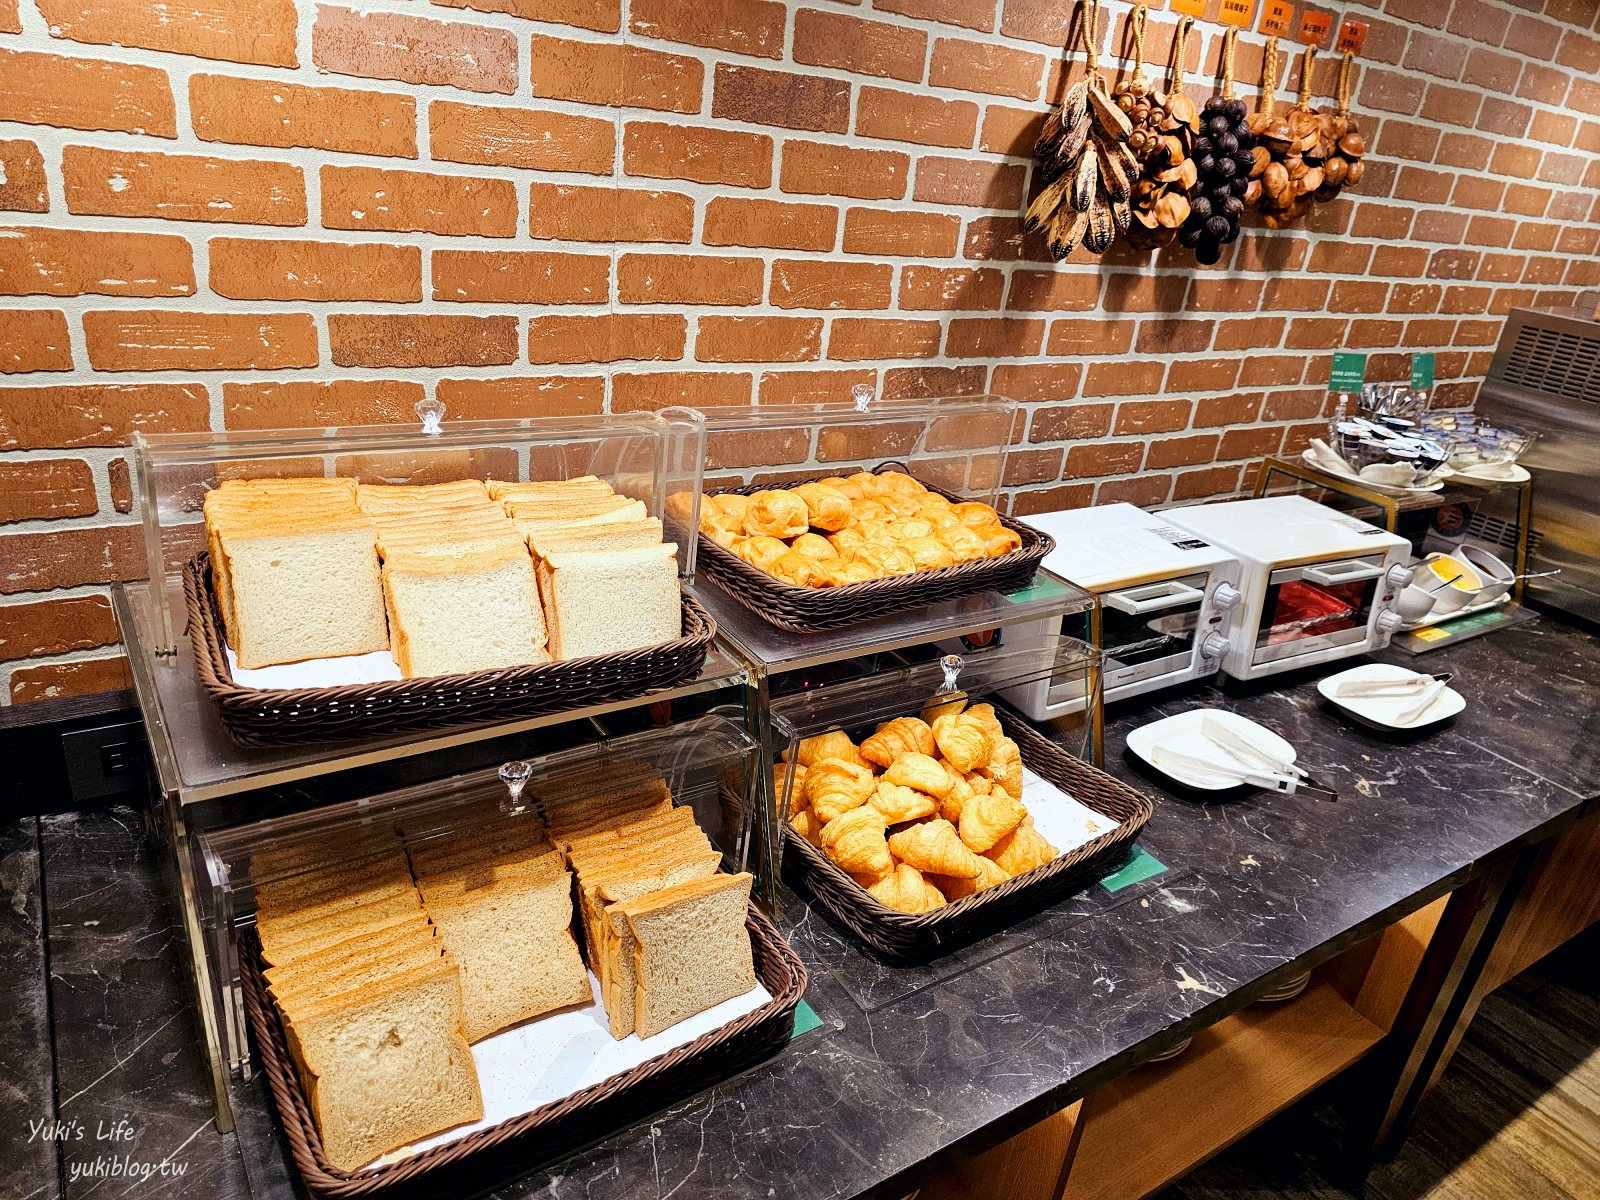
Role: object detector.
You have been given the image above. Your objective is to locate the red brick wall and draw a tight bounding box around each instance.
[1,0,1597,703]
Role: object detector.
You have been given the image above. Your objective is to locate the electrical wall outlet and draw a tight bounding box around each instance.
[61,722,148,804]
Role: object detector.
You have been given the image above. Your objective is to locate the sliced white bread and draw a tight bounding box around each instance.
[526,518,664,559]
[504,495,637,522]
[422,862,592,1041]
[270,930,445,1009]
[382,544,547,678]
[402,817,549,876]
[255,871,418,928]
[264,923,439,996]
[220,513,388,668]
[356,480,489,510]
[514,500,648,532]
[557,803,697,856]
[249,846,411,913]
[618,872,755,1039]
[259,903,429,968]
[489,476,612,501]
[539,544,681,662]
[287,955,483,1171]
[414,849,568,902]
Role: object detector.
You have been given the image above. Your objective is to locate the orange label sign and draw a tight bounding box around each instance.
[1169,0,1205,16]
[1258,0,1293,36]
[1298,9,1331,45]
[1218,0,1254,27]
[1337,19,1369,54]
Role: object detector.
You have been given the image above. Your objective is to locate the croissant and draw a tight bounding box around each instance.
[965,702,1005,744]
[769,550,834,588]
[793,482,853,532]
[820,804,891,877]
[952,501,1001,529]
[795,729,869,770]
[868,863,946,914]
[712,493,751,523]
[735,535,790,570]
[940,525,986,562]
[958,786,1028,853]
[987,818,1057,876]
[937,771,975,824]
[789,532,839,561]
[884,753,956,799]
[860,716,935,766]
[744,489,809,538]
[980,526,1022,558]
[806,757,876,822]
[920,695,966,725]
[789,807,824,846]
[888,818,983,879]
[852,544,915,577]
[902,536,956,572]
[869,780,938,824]
[773,761,808,814]
[981,737,1024,801]
[932,711,994,773]
[929,855,1008,901]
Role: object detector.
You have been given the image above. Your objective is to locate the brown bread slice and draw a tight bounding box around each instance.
[618,872,755,1039]
[270,930,444,1009]
[259,898,425,967]
[264,923,438,995]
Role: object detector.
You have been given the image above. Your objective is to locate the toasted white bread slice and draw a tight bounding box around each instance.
[382,544,547,678]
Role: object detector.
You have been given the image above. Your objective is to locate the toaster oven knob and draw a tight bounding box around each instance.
[1200,632,1230,659]
[1375,610,1404,635]
[1211,582,1242,612]
[1386,564,1416,589]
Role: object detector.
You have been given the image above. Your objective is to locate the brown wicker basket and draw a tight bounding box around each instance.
[240,904,806,1200]
[695,465,1053,632]
[184,553,716,747]
[782,707,1153,963]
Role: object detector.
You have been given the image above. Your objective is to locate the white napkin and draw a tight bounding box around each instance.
[1305,438,1353,474]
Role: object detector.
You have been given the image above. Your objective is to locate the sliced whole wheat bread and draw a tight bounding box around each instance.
[619,872,755,1039]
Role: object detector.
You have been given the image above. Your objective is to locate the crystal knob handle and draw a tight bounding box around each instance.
[415,397,446,435]
[1211,582,1242,612]
[939,653,963,692]
[499,760,533,814]
[852,383,874,413]
[1200,632,1230,658]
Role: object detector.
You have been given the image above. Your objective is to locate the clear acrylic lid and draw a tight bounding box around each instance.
[767,641,1099,817]
[698,387,1017,501]
[130,401,706,653]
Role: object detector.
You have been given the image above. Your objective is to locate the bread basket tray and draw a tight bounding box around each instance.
[694,464,1053,632]
[782,705,1153,963]
[240,903,805,1200]
[184,553,716,747]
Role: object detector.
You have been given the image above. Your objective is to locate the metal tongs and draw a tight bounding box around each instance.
[1332,671,1454,699]
[1151,716,1338,802]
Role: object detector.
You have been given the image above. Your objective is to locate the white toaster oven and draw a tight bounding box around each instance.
[1161,496,1415,681]
[993,503,1247,718]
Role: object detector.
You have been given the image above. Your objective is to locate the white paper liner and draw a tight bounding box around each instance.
[1019,765,1119,857]
[368,972,772,1169]
[226,645,404,689]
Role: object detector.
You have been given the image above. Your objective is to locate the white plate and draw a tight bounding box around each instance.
[1299,451,1445,496]
[1435,462,1531,485]
[1126,707,1298,791]
[1398,591,1510,632]
[1317,663,1466,730]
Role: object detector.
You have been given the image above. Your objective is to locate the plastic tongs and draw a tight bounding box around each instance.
[1151,717,1338,802]
[1331,671,1454,699]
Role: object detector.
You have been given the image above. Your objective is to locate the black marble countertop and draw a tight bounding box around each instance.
[4,616,1597,1200]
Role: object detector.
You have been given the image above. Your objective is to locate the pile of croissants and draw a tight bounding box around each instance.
[780,699,1059,914]
[699,473,1021,589]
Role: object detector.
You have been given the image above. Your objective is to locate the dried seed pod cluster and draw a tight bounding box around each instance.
[1119,18,1202,252]
[1027,76,1138,259]
[1177,95,1254,265]
[1315,54,1366,203]
[1248,105,1324,228]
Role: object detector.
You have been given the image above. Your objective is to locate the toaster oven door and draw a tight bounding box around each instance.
[1098,573,1209,688]
[1251,556,1387,667]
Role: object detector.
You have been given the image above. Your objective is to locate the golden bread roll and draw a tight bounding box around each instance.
[819,804,891,876]
[901,536,956,572]
[877,472,927,496]
[860,716,936,766]
[958,787,1028,853]
[868,863,946,914]
[829,476,866,500]
[980,526,1023,558]
[743,489,808,538]
[769,550,834,588]
[916,493,952,513]
[869,780,938,824]
[852,544,915,576]
[952,501,1001,529]
[852,499,889,521]
[883,495,922,519]
[830,559,877,585]
[923,508,961,532]
[940,525,986,562]
[827,527,868,555]
[806,758,877,823]
[735,535,790,569]
[888,818,983,879]
[712,493,751,523]
[789,532,837,561]
[793,482,853,532]
[851,518,895,543]
[891,516,934,540]
[703,524,743,550]
[845,471,887,498]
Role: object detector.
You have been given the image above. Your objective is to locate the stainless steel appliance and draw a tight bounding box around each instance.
[1476,304,1600,624]
[1162,497,1414,681]
[994,503,1245,716]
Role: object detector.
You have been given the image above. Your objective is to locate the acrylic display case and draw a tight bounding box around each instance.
[192,715,805,1199]
[768,644,1153,961]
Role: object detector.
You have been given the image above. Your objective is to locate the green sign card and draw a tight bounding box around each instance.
[1410,352,1435,392]
[1329,351,1367,393]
